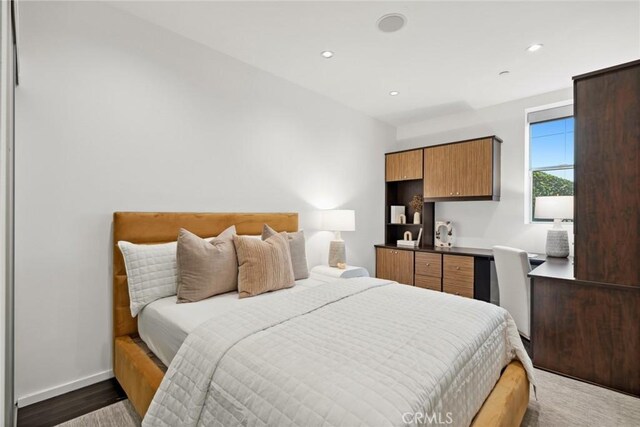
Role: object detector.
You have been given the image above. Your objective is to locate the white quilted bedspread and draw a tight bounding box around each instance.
[143,278,535,427]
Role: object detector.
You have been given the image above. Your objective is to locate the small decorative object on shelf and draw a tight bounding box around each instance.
[397,230,418,248]
[399,214,407,224]
[410,194,423,224]
[435,221,454,247]
[390,205,406,224]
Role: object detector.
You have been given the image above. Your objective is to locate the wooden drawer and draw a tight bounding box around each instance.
[443,255,474,285]
[415,252,442,278]
[415,275,442,292]
[443,255,474,298]
[443,279,474,298]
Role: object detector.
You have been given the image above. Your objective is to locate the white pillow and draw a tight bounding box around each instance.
[118,240,178,317]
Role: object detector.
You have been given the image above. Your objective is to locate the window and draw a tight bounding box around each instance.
[526,104,574,222]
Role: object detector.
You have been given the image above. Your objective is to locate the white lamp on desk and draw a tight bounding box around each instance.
[535,196,573,258]
[321,209,355,268]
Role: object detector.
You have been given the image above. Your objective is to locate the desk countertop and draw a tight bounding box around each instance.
[375,243,547,265]
[528,256,574,280]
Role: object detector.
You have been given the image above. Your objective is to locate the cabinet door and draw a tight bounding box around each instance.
[442,255,474,298]
[386,150,423,182]
[423,145,453,197]
[376,248,414,285]
[424,138,494,198]
[456,138,493,197]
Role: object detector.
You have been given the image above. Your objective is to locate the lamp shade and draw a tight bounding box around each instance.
[535,196,574,220]
[321,210,355,232]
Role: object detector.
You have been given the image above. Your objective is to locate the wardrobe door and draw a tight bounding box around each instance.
[574,62,640,286]
[424,145,453,197]
[386,150,423,182]
[456,138,493,197]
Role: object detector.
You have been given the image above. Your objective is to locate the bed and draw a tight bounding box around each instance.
[113,212,533,427]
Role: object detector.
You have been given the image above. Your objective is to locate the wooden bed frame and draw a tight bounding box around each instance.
[112,212,529,426]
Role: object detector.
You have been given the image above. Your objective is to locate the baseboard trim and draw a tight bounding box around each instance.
[17,370,114,408]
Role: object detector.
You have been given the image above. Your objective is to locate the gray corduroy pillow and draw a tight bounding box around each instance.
[262,224,309,280]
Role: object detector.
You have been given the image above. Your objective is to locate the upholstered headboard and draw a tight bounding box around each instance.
[112,212,299,338]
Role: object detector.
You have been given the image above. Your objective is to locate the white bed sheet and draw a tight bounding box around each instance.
[138,277,330,366]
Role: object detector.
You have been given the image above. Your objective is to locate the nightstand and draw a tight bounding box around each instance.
[310,265,370,280]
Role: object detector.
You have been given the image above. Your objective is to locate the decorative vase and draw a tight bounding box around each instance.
[413,212,421,224]
[399,214,406,224]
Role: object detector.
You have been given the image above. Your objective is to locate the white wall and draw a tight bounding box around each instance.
[15,1,394,404]
[396,88,574,254]
[0,0,12,420]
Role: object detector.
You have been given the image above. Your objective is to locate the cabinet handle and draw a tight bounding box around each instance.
[456,266,460,270]
[455,292,460,296]
[404,175,407,178]
[450,192,453,195]
[426,263,430,266]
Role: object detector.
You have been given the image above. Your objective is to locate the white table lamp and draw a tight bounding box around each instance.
[321,210,355,268]
[535,196,573,257]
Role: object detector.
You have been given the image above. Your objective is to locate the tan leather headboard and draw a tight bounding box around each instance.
[113,212,298,338]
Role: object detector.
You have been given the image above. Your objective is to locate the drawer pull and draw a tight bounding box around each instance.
[456,266,460,270]
[426,263,430,266]
[455,292,460,296]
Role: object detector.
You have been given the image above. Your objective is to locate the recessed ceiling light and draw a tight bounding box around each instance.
[526,44,543,52]
[321,51,334,59]
[389,91,399,96]
[498,70,510,76]
[377,14,407,33]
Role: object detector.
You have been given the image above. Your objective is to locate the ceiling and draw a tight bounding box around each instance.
[113,1,640,126]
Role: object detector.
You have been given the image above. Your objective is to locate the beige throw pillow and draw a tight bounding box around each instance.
[176,226,238,303]
[262,224,309,280]
[234,232,295,299]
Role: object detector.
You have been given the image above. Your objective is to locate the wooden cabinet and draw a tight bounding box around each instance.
[423,137,501,201]
[385,149,423,182]
[415,252,442,291]
[442,255,474,298]
[375,248,414,285]
[374,245,497,302]
[574,60,640,287]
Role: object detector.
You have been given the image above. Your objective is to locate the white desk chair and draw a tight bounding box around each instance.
[493,246,531,339]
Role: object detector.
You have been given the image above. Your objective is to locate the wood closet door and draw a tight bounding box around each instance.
[424,139,493,198]
[456,139,493,197]
[376,248,414,285]
[574,62,640,286]
[424,145,453,197]
[386,150,423,182]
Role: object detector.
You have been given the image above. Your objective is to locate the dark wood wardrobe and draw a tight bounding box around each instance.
[574,60,640,286]
[530,59,640,397]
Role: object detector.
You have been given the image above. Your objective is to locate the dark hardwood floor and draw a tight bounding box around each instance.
[17,379,126,427]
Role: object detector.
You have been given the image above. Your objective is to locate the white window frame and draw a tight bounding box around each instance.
[523,100,574,224]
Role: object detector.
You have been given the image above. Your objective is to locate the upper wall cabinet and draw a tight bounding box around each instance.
[385,149,423,182]
[423,137,501,201]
